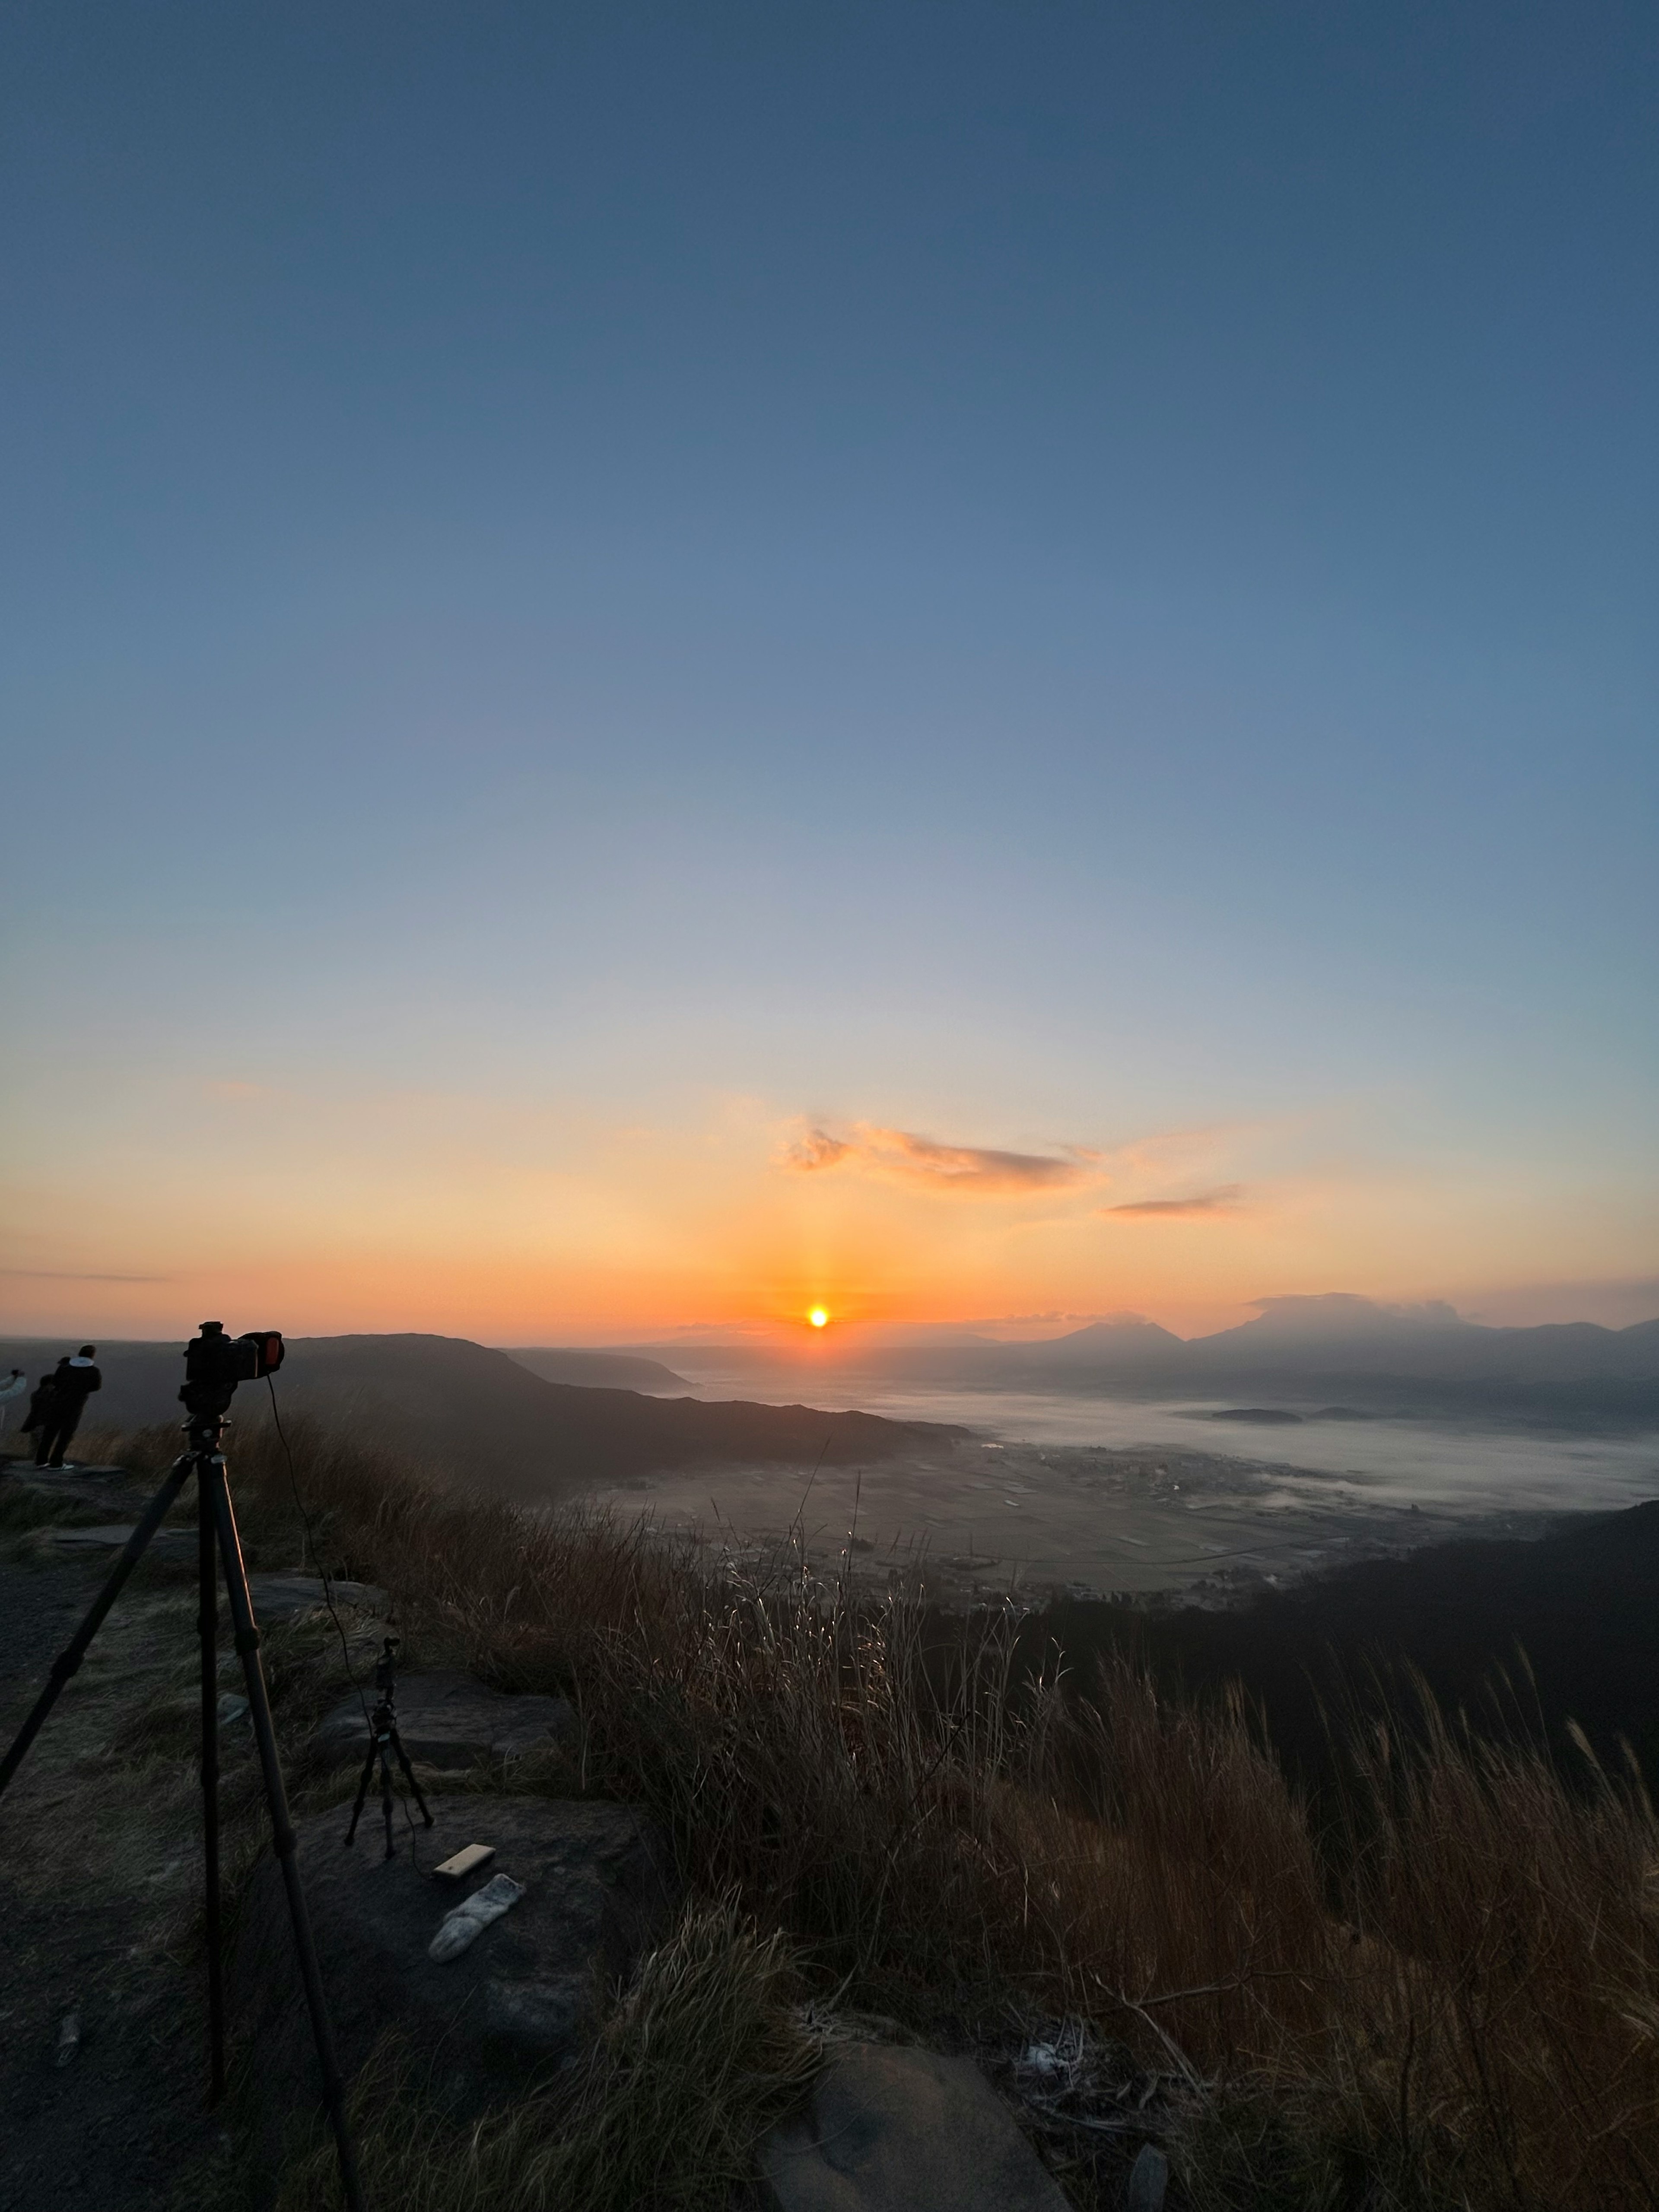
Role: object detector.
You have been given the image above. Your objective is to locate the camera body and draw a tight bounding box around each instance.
[180,1320,285,1424]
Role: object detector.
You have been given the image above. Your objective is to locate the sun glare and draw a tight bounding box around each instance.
[808,1306,829,1328]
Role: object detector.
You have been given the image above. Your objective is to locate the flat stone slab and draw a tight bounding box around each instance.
[35,1537,383,1621]
[758,2044,1071,2212]
[3,1462,129,1480]
[313,1669,576,1769]
[232,1794,674,2134]
[44,1522,196,1562]
[247,1572,385,1624]
[40,1539,387,1628]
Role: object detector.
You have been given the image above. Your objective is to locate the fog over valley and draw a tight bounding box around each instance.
[14,1292,1654,1606]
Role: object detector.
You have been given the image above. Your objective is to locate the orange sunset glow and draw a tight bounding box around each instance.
[2,6,1653,1361]
[3,1083,1650,1344]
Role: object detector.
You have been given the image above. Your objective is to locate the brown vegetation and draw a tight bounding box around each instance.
[270,1898,818,2212]
[103,1416,1659,2209]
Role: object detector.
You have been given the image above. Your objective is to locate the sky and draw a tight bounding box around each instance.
[3,0,1656,1346]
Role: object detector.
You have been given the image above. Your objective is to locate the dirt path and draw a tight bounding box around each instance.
[0,1518,230,2209]
[1,1451,402,2212]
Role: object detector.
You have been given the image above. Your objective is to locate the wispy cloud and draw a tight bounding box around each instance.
[0,1268,172,1282]
[780,1123,1095,1197]
[785,1128,854,1171]
[1103,1184,1246,1218]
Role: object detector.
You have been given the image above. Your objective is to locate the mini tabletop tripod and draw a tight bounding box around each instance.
[344,1637,434,1859]
[0,1328,365,2212]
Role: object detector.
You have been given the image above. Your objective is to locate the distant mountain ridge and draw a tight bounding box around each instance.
[1187,1296,1659,1380]
[1018,1300,1659,1382]
[642,1297,1659,1428]
[502,1346,690,1392]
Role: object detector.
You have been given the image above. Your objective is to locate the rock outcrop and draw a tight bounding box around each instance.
[311,1669,576,1769]
[757,2043,1071,2212]
[248,1572,385,1622]
[231,1793,675,2154]
[44,1522,196,1563]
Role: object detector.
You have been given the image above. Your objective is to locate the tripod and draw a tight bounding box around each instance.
[0,1414,365,2212]
[345,1638,434,1859]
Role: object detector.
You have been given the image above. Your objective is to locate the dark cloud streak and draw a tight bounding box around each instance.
[782,1124,1092,1195]
[0,1268,171,1282]
[1104,1185,1245,1218]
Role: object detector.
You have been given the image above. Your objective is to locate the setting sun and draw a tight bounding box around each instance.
[808,1307,829,1329]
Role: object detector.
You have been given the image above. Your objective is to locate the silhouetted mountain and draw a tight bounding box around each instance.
[502,1347,689,1392]
[786,1298,1659,1426]
[624,1341,810,1372]
[1175,1300,1659,1423]
[1190,1296,1659,1382]
[1011,1319,1190,1370]
[0,1338,186,1433]
[839,1317,1189,1390]
[0,1334,959,1498]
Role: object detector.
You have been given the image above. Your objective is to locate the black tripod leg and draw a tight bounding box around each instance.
[197,1458,226,2104]
[206,1455,364,2212]
[0,1455,194,1797]
[379,1747,394,1862]
[387,1729,435,1827]
[344,1738,378,1847]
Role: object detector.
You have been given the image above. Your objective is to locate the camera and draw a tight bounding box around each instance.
[180,1320,286,1422]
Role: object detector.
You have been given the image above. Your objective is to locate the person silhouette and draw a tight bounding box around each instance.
[34,1347,101,1469]
[0,1368,25,1456]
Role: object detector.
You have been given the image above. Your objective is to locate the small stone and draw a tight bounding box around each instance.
[428,1873,526,1962]
[1127,2143,1169,2212]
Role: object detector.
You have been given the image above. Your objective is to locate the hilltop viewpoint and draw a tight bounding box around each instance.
[2,1410,1656,2212]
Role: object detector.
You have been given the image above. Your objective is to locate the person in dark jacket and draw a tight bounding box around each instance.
[25,1364,67,1461]
[22,1372,59,1443]
[34,1346,100,1468]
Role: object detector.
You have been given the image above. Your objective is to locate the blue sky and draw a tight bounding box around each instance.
[3,1,1655,1340]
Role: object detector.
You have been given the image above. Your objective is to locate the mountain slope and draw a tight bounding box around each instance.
[502,1347,690,1392]
[0,1334,959,1498]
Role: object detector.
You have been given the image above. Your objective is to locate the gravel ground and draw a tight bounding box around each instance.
[0,1461,269,2211]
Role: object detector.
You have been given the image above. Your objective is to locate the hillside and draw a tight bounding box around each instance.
[1027,1495,1659,1785]
[501,1346,690,1392]
[0,1333,960,1499]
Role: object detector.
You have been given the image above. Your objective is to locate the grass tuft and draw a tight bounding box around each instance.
[276,1895,819,2212]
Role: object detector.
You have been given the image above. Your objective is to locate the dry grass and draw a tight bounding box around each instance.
[273,1895,819,2212]
[0,1471,113,1553]
[105,1414,1659,2209]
